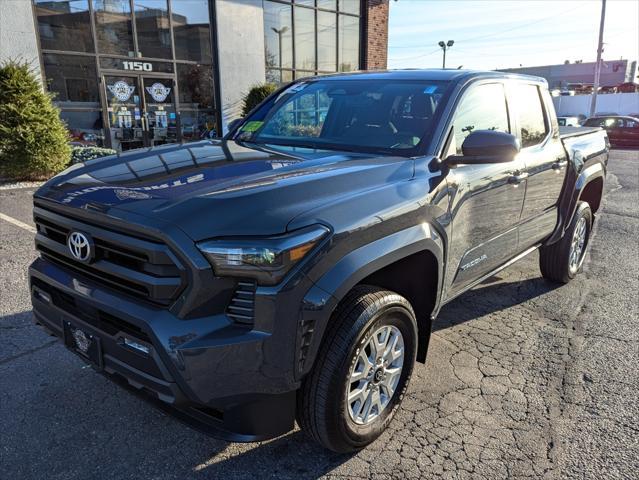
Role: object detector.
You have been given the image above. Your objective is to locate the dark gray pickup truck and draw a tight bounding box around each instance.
[30,70,608,452]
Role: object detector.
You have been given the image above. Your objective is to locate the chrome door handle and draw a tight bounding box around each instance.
[552,160,568,170]
[508,172,529,185]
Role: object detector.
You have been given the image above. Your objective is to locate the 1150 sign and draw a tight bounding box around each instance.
[123,61,153,72]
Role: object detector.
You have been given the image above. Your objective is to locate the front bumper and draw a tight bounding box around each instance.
[29,256,300,441]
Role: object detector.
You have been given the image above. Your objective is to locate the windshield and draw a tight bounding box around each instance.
[234,79,451,156]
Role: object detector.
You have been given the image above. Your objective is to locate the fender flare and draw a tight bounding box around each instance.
[295,223,444,379]
[547,160,606,245]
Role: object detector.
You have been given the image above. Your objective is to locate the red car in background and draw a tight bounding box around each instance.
[584,116,639,148]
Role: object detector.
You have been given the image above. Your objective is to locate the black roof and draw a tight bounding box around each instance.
[302,69,547,85]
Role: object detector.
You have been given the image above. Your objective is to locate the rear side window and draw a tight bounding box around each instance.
[512,84,549,148]
[452,83,509,154]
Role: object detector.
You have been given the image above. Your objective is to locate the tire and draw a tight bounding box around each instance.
[297,285,418,453]
[539,202,593,283]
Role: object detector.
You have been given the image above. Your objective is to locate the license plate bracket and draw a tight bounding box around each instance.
[63,320,103,370]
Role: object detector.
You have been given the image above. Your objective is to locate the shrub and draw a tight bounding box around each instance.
[242,83,278,117]
[0,60,71,180]
[70,146,116,165]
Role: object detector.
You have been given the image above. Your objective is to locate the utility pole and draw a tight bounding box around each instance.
[590,0,606,117]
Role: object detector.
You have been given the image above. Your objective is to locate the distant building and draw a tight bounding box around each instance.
[500,59,637,89]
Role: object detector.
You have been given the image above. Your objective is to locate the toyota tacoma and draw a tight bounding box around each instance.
[30,70,608,452]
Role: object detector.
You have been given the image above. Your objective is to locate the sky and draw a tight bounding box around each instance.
[388,0,639,71]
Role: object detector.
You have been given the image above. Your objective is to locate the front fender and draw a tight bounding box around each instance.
[295,223,444,379]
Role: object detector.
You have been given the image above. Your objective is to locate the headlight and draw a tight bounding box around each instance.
[197,225,330,285]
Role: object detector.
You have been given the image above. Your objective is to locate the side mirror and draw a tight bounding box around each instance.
[446,130,520,165]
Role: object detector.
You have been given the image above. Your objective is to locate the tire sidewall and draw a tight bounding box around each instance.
[565,202,592,279]
[334,301,417,449]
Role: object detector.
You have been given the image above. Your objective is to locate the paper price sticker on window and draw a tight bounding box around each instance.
[240,121,264,133]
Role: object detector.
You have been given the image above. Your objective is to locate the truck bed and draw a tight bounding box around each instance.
[559,126,602,139]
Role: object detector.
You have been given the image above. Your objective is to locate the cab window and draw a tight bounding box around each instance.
[451,83,510,154]
[512,83,549,148]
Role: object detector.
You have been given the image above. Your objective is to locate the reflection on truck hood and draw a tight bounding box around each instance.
[35,140,415,239]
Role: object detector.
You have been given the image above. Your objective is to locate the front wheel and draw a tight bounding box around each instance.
[539,202,592,283]
[297,286,418,453]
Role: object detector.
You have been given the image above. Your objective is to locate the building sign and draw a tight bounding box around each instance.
[123,61,153,72]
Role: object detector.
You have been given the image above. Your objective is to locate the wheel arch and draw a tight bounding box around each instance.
[296,224,444,380]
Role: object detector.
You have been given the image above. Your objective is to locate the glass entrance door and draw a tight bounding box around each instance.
[104,75,144,151]
[103,74,177,150]
[141,77,177,147]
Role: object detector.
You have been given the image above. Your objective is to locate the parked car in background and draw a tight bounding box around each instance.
[599,85,617,94]
[617,82,638,93]
[584,116,639,148]
[558,116,581,127]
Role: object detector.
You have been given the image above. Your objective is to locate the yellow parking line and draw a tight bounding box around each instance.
[0,212,36,233]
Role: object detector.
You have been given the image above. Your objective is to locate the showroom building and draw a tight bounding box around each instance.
[0,0,389,151]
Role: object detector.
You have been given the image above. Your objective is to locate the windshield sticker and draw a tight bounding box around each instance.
[240,121,264,133]
[423,85,438,94]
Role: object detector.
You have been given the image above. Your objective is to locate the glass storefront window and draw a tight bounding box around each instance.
[176,64,215,109]
[266,69,293,85]
[263,0,360,82]
[34,0,94,53]
[134,0,172,59]
[294,6,316,71]
[338,14,359,72]
[42,53,99,104]
[264,1,293,70]
[172,0,213,62]
[180,111,217,141]
[340,0,360,15]
[62,110,106,147]
[94,0,135,56]
[317,11,337,71]
[318,0,336,10]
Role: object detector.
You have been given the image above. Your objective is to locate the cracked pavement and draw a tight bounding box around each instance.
[1,150,637,479]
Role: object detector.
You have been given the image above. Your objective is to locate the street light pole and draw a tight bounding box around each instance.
[590,0,606,117]
[271,26,289,71]
[438,40,455,69]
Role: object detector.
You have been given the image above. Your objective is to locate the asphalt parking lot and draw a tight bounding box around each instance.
[1,149,637,480]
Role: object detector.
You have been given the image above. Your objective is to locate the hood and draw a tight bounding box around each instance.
[36,140,415,240]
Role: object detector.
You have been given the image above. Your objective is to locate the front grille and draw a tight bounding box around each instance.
[226,280,256,324]
[34,205,185,306]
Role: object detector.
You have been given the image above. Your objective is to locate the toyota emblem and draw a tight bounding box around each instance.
[67,232,92,262]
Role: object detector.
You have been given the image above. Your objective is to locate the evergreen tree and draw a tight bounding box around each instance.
[242,83,278,117]
[0,60,71,180]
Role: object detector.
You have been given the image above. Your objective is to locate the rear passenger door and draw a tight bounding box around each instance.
[510,82,567,250]
[444,82,527,298]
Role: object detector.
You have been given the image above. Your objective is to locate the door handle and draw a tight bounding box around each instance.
[508,171,529,185]
[552,160,568,170]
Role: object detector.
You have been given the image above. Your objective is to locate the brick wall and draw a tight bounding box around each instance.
[363,0,389,70]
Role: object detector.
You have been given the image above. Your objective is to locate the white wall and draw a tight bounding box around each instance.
[553,93,639,117]
[215,0,266,134]
[0,0,41,80]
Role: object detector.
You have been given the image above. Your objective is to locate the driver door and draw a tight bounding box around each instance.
[444,82,527,299]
